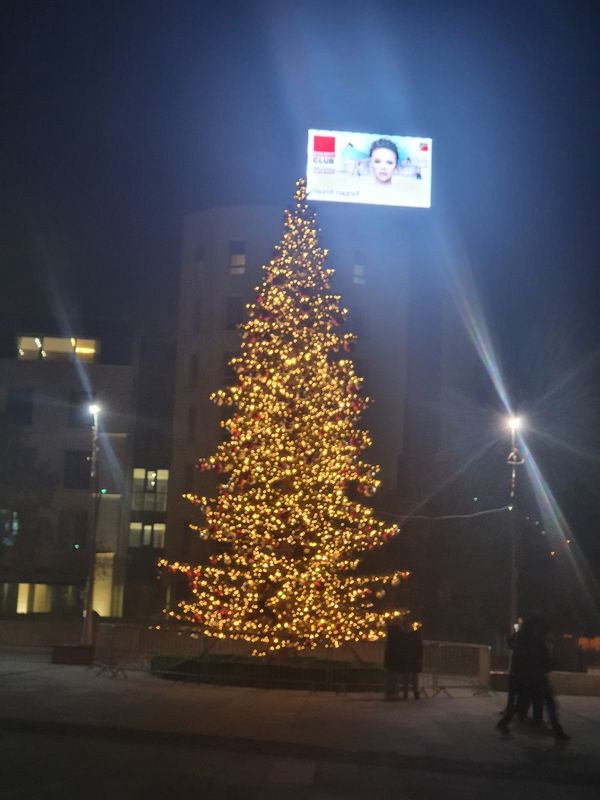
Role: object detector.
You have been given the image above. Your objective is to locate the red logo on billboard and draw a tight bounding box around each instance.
[419,142,429,151]
[314,135,336,154]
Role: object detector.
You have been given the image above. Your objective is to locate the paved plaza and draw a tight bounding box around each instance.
[1,646,599,798]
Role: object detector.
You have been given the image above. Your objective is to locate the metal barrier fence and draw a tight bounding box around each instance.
[93,623,491,692]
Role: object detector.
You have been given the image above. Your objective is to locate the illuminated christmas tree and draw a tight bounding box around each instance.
[162,179,408,652]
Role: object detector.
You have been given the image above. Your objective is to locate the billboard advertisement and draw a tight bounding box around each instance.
[306,129,432,208]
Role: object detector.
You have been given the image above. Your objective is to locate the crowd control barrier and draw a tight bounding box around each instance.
[93,623,491,694]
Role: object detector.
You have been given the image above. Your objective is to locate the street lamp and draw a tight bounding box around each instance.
[81,402,101,646]
[506,415,525,633]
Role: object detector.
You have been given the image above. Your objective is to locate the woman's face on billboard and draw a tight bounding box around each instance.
[370,147,397,184]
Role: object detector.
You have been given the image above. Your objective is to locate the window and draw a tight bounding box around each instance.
[229,240,246,275]
[129,521,166,549]
[225,296,244,329]
[68,391,92,427]
[131,468,169,513]
[153,523,166,548]
[353,251,367,285]
[0,509,19,547]
[6,387,33,425]
[15,584,52,614]
[63,450,91,489]
[129,522,142,547]
[16,337,40,360]
[353,264,366,285]
[189,353,199,387]
[17,336,99,362]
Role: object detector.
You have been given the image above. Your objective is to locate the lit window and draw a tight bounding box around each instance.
[128,522,166,549]
[17,583,31,614]
[146,470,157,492]
[229,241,246,275]
[33,584,52,613]
[73,339,97,361]
[43,337,73,356]
[131,468,169,513]
[16,336,40,360]
[153,523,166,549]
[143,524,153,547]
[129,522,142,548]
[16,335,98,362]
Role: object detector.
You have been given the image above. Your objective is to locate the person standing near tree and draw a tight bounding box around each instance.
[384,616,423,700]
[402,618,423,700]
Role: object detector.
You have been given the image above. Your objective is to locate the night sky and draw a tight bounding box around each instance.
[2,2,600,579]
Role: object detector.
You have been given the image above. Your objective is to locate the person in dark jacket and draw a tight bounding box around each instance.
[384,616,423,700]
[496,614,569,741]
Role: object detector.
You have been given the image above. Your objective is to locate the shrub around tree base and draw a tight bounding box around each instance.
[150,654,385,692]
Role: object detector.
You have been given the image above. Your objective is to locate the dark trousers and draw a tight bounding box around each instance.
[385,670,420,699]
[498,675,564,735]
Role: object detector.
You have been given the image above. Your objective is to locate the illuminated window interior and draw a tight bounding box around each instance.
[229,240,246,275]
[129,521,166,548]
[17,335,99,362]
[131,468,169,512]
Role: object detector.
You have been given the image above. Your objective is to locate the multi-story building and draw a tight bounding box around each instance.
[166,201,441,568]
[0,325,135,618]
[124,336,176,619]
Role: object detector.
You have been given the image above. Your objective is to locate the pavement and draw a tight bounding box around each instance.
[1,645,599,798]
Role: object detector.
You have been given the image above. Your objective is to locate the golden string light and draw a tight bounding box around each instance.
[163,179,410,652]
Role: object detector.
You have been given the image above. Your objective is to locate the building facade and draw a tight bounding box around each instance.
[166,202,427,568]
[0,331,135,618]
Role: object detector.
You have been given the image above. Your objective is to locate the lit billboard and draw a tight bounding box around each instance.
[306,129,432,208]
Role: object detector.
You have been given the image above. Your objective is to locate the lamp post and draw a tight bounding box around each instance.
[506,415,525,633]
[81,402,101,646]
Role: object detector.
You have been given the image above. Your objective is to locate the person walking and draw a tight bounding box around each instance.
[496,614,569,741]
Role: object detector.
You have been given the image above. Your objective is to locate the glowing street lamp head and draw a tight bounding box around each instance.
[88,403,101,416]
[508,415,522,432]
